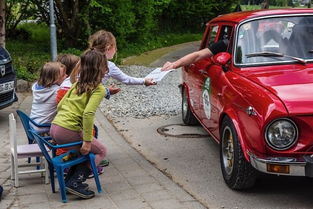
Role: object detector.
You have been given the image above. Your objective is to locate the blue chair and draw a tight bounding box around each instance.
[30,130,102,203]
[16,110,51,165]
[16,110,51,144]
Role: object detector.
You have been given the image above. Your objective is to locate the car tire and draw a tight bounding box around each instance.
[181,87,199,125]
[220,116,257,190]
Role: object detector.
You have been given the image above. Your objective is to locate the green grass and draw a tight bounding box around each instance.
[18,22,50,42]
[7,23,84,81]
[6,23,51,81]
[116,33,202,63]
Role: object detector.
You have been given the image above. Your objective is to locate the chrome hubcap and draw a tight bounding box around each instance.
[222,126,234,176]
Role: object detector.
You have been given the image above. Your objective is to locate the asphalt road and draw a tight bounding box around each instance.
[111,114,313,209]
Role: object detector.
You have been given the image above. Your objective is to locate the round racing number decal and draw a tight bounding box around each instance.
[202,78,211,119]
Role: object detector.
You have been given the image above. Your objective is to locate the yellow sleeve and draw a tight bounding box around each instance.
[82,85,105,141]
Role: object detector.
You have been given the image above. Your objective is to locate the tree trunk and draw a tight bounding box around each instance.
[53,0,91,48]
[308,0,311,8]
[0,0,5,47]
[261,0,270,9]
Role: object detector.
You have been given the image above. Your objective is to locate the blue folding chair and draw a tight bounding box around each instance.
[30,130,102,203]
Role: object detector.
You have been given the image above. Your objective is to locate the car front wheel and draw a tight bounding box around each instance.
[182,87,199,125]
[220,116,257,190]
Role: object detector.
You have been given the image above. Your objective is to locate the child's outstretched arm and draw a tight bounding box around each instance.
[107,61,145,85]
[144,78,156,86]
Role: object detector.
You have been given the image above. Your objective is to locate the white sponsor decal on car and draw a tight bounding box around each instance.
[202,78,211,119]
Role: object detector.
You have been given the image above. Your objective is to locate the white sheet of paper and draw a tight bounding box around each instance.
[145,68,173,83]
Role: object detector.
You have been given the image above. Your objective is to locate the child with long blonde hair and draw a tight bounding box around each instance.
[50,49,109,199]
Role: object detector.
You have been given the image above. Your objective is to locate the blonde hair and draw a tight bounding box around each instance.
[37,62,64,88]
[70,30,116,84]
[56,54,79,76]
[76,49,108,95]
[88,30,116,53]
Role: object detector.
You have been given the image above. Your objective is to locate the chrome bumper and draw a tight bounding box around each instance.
[248,153,313,177]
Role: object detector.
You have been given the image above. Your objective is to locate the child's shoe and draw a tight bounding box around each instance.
[65,165,94,199]
[87,166,104,179]
[99,159,109,167]
[66,181,94,199]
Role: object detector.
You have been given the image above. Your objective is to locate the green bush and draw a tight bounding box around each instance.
[59,48,83,56]
[89,0,136,48]
[16,22,50,43]
[6,38,50,82]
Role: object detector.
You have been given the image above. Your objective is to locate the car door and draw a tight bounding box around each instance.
[183,25,219,118]
[199,24,234,136]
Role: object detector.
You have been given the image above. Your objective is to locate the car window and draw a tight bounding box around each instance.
[235,15,313,65]
[208,25,219,47]
[218,25,233,41]
[218,25,234,52]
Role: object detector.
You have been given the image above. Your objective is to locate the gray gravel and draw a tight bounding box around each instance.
[99,65,182,119]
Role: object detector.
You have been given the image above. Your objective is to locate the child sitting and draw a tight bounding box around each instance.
[30,62,66,132]
[55,54,80,103]
[50,48,109,199]
[54,54,108,170]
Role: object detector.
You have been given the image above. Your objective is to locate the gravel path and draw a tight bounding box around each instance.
[99,65,182,120]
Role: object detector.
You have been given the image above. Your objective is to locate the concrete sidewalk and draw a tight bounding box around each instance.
[0,93,205,209]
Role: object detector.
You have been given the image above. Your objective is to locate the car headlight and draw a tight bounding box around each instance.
[265,118,298,150]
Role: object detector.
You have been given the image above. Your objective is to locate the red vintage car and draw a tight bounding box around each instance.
[181,9,313,190]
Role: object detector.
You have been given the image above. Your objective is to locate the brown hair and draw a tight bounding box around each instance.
[76,49,108,95]
[56,54,79,76]
[37,62,64,88]
[69,60,81,84]
[88,30,116,53]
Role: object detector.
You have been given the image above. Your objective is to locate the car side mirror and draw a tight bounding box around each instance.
[212,52,232,72]
[212,52,232,65]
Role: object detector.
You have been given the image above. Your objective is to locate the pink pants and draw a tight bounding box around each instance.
[50,124,107,165]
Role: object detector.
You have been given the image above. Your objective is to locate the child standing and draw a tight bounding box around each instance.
[70,30,156,87]
[30,62,66,132]
[50,49,108,199]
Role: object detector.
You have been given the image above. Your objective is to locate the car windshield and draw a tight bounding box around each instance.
[235,15,313,65]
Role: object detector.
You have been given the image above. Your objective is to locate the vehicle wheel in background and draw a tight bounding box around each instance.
[220,116,257,190]
[182,87,199,125]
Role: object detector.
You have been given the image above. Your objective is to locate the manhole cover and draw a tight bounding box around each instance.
[157,124,209,138]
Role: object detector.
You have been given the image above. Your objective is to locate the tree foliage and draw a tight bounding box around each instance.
[6,0,38,37]
[0,0,5,47]
[6,0,240,49]
[159,0,238,32]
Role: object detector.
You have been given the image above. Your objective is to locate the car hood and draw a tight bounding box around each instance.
[239,65,313,114]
